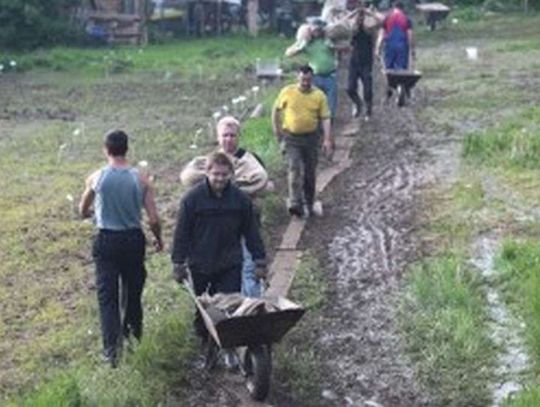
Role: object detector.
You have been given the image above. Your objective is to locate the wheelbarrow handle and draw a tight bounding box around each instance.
[182,277,223,348]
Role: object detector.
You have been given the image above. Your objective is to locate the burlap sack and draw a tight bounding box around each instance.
[325,21,353,41]
[362,14,382,33]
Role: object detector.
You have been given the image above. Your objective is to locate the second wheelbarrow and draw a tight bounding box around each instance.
[416,3,451,31]
[384,69,422,107]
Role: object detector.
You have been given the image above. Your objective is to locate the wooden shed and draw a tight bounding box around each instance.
[76,0,148,44]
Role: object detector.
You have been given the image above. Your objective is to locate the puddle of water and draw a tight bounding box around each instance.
[471,235,530,406]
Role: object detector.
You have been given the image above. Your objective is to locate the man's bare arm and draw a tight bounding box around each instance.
[365,7,385,24]
[321,117,334,156]
[140,174,163,251]
[79,172,97,218]
[285,43,304,57]
[271,106,283,141]
[375,28,384,57]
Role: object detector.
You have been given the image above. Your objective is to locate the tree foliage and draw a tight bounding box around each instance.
[0,0,82,49]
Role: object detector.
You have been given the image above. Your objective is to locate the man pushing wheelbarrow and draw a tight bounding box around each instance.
[171,151,305,400]
[375,0,421,107]
[171,151,267,369]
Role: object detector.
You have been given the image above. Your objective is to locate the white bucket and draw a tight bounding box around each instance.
[466,47,478,60]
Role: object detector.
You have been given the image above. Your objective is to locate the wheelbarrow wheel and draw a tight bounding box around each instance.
[397,85,407,107]
[244,345,272,401]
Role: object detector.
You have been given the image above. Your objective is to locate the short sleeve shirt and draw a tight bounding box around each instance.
[274,84,330,134]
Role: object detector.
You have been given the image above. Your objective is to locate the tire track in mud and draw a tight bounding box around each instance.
[179,68,439,406]
[302,95,434,406]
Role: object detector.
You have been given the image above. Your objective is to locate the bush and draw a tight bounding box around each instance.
[0,0,82,50]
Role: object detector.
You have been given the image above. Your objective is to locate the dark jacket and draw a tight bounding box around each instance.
[171,178,266,275]
[350,28,374,67]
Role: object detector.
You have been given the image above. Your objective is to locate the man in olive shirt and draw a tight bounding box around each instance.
[285,18,338,119]
[272,65,334,218]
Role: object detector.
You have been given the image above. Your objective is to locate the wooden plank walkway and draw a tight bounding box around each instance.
[267,122,359,297]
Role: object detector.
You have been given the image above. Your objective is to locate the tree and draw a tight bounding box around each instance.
[0,0,82,49]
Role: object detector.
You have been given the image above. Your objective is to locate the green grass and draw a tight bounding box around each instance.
[408,11,540,407]
[11,255,195,406]
[505,386,540,407]
[1,33,289,404]
[399,255,495,406]
[495,240,540,407]
[496,241,540,368]
[274,253,327,406]
[1,34,289,76]
[398,172,503,405]
[464,106,540,169]
[416,12,540,48]
[242,89,281,171]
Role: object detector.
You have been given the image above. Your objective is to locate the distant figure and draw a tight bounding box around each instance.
[376,0,415,70]
[347,3,383,120]
[285,18,339,120]
[79,130,163,368]
[171,152,267,341]
[272,65,334,218]
[179,116,269,298]
[191,1,205,37]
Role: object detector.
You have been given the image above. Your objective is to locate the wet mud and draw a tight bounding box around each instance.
[300,83,443,406]
[178,69,453,405]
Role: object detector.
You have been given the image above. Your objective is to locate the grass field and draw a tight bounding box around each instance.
[0,34,289,404]
[399,10,540,406]
[3,9,540,406]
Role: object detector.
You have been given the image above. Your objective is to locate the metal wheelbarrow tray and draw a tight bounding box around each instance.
[191,292,305,401]
[196,295,306,349]
[383,69,422,106]
[385,69,422,90]
[416,3,451,30]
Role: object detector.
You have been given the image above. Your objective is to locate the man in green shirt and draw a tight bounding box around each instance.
[285,18,338,119]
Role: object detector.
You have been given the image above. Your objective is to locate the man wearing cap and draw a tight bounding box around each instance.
[285,18,338,120]
[272,64,334,218]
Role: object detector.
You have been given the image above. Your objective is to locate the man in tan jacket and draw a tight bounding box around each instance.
[180,116,269,297]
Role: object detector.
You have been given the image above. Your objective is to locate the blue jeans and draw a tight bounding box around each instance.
[242,239,261,298]
[384,42,409,70]
[313,72,338,119]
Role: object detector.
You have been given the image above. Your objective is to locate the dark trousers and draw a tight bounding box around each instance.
[284,132,319,208]
[93,229,146,358]
[347,62,373,114]
[191,265,241,339]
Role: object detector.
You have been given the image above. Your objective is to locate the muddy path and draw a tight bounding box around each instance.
[177,65,453,404]
[299,73,451,406]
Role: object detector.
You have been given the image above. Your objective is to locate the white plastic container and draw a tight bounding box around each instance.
[466,47,478,60]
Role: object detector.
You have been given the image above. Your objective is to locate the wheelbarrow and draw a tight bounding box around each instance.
[384,68,422,107]
[185,284,305,401]
[416,3,451,31]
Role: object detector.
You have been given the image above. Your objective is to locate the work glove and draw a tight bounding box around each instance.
[254,260,268,280]
[172,263,189,284]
